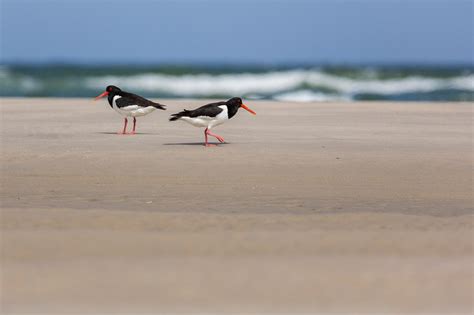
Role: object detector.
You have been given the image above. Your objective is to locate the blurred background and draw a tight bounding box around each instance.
[1,0,472,101]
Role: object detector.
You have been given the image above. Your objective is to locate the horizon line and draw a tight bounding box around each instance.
[1,60,473,69]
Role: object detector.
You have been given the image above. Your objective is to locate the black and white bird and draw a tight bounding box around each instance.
[95,85,166,134]
[169,97,256,146]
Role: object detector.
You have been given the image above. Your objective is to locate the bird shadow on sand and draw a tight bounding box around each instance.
[163,142,229,146]
[95,132,159,135]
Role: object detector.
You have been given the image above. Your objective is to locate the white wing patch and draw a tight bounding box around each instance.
[120,105,141,112]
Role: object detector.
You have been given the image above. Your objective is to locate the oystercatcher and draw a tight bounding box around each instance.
[169,97,256,146]
[95,85,166,134]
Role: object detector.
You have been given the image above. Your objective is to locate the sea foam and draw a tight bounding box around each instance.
[85,69,474,98]
[1,65,472,101]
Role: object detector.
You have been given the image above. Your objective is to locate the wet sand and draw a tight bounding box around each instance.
[1,98,473,313]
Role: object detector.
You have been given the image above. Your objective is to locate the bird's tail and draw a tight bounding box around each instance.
[169,109,189,121]
[153,103,166,110]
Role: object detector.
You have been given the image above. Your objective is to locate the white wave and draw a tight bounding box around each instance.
[0,68,42,92]
[306,72,474,95]
[273,90,350,102]
[18,77,41,91]
[85,69,474,97]
[85,71,306,96]
[0,66,10,79]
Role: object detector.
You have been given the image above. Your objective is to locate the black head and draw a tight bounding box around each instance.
[105,85,121,94]
[227,97,243,107]
[226,97,256,115]
[95,85,122,100]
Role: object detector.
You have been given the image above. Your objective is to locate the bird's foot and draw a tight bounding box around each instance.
[205,143,217,147]
[205,131,225,143]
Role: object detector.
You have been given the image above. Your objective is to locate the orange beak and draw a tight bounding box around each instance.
[241,103,256,115]
[94,91,109,100]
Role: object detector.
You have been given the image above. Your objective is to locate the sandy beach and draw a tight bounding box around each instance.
[1,98,473,313]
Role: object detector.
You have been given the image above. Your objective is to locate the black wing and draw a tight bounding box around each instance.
[116,92,166,110]
[170,102,226,121]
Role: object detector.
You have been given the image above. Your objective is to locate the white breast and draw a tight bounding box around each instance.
[209,105,229,128]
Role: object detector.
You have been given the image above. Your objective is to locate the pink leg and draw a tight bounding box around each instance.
[206,129,225,143]
[118,118,128,135]
[204,128,215,147]
[131,117,136,135]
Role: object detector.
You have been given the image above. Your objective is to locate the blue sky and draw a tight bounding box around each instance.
[1,0,472,64]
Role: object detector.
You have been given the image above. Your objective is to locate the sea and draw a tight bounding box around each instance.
[1,64,472,102]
